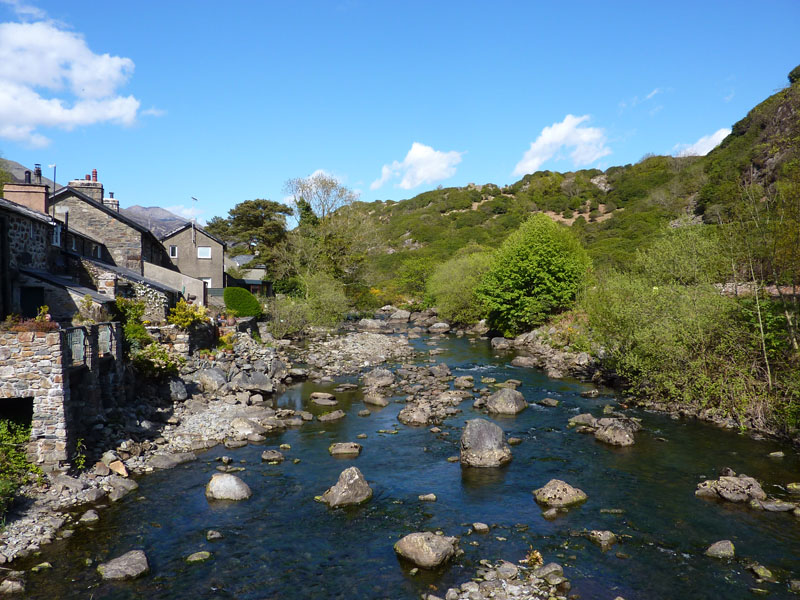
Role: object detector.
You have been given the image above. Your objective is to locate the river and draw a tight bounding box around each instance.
[16,335,800,598]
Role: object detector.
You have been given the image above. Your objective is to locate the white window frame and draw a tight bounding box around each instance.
[169,245,178,258]
[200,277,212,288]
[197,246,211,259]
[52,225,61,247]
[71,236,77,251]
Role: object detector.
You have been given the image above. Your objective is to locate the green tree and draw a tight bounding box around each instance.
[427,245,492,324]
[225,199,293,267]
[477,214,591,335]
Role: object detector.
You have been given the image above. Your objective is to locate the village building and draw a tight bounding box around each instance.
[160,222,226,294]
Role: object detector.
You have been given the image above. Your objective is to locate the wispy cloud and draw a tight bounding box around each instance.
[673,128,731,157]
[724,89,735,103]
[0,15,141,147]
[512,114,611,176]
[0,0,45,19]
[166,203,205,224]
[645,87,662,100]
[141,107,166,117]
[619,86,669,114]
[371,142,463,190]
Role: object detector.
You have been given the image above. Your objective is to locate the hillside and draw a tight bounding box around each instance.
[0,158,60,190]
[120,205,188,238]
[361,70,800,289]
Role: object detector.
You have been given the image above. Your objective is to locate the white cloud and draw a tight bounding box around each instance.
[0,19,141,146]
[646,87,662,100]
[166,204,205,224]
[141,107,166,117]
[512,114,611,176]
[0,0,45,19]
[370,142,463,190]
[673,128,731,157]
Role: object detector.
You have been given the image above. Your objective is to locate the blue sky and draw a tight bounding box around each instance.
[1,0,799,224]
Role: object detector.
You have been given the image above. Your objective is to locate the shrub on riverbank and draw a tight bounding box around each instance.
[426,244,492,324]
[477,214,591,336]
[224,287,263,318]
[0,420,41,516]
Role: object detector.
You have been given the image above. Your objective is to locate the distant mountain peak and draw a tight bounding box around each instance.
[120,205,188,238]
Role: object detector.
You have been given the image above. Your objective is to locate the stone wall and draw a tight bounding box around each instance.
[0,330,69,469]
[147,321,216,357]
[52,193,144,272]
[0,322,124,471]
[6,212,52,271]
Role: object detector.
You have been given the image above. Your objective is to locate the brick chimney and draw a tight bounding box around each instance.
[2,163,49,213]
[68,169,104,204]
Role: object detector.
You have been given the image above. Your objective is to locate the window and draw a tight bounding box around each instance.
[52,225,61,247]
[169,245,178,258]
[197,246,211,259]
[71,236,77,251]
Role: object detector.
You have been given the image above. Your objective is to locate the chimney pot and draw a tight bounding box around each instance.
[92,169,97,182]
[24,170,31,184]
[85,175,90,180]
[109,192,114,199]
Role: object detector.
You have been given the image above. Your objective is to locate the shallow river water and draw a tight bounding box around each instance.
[17,335,800,599]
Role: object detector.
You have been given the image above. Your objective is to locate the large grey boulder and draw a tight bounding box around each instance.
[148,452,196,470]
[398,404,432,426]
[696,474,767,503]
[167,377,188,401]
[533,479,588,508]
[205,473,252,501]
[389,309,411,322]
[429,363,451,378]
[310,392,337,406]
[107,475,139,502]
[393,532,458,569]
[230,371,273,393]
[97,550,149,580]
[195,368,227,393]
[363,390,389,407]
[358,318,384,331]
[318,410,346,422]
[594,422,635,446]
[320,466,372,507]
[486,388,527,415]
[705,540,735,559]
[362,368,395,388]
[460,419,512,468]
[329,442,362,457]
[230,417,267,437]
[428,322,451,334]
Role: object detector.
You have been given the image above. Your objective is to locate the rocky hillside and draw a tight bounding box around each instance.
[362,66,800,281]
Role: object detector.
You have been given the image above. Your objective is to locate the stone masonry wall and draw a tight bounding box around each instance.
[53,194,143,272]
[0,330,69,469]
[6,213,51,271]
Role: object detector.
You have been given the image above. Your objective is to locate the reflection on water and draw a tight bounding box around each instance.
[15,335,800,600]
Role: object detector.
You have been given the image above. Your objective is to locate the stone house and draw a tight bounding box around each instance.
[160,223,226,292]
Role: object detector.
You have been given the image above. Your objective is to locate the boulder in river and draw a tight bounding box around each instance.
[318,410,346,422]
[398,404,432,426]
[362,368,395,388]
[320,466,372,507]
[594,422,635,446]
[695,473,767,503]
[205,473,252,501]
[486,388,527,415]
[261,450,284,463]
[393,532,458,569]
[329,442,362,457]
[97,550,149,580]
[310,392,338,406]
[363,390,389,407]
[460,418,512,468]
[428,322,451,334]
[588,530,617,550]
[533,479,588,508]
[705,540,735,559]
[148,452,196,470]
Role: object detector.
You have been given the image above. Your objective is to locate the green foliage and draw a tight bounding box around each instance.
[477,214,591,335]
[304,272,351,326]
[224,287,263,318]
[209,199,292,267]
[167,299,209,329]
[115,297,152,353]
[0,420,41,516]
[426,246,492,324]
[263,296,310,339]
[73,438,86,471]
[131,343,184,380]
[788,64,800,84]
[395,254,437,299]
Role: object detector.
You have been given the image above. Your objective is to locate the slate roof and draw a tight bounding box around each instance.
[20,268,112,305]
[160,222,227,248]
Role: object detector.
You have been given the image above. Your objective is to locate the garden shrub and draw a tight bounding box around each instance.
[167,299,209,329]
[477,214,591,336]
[0,420,41,516]
[224,287,263,318]
[115,297,152,353]
[130,343,184,380]
[264,296,310,339]
[304,272,351,326]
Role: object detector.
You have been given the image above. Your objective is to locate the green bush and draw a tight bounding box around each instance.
[131,343,184,380]
[477,214,591,335]
[304,272,351,326]
[167,299,209,329]
[264,296,310,339]
[224,287,263,318]
[789,64,800,84]
[427,247,493,324]
[115,297,152,354]
[0,420,41,516]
